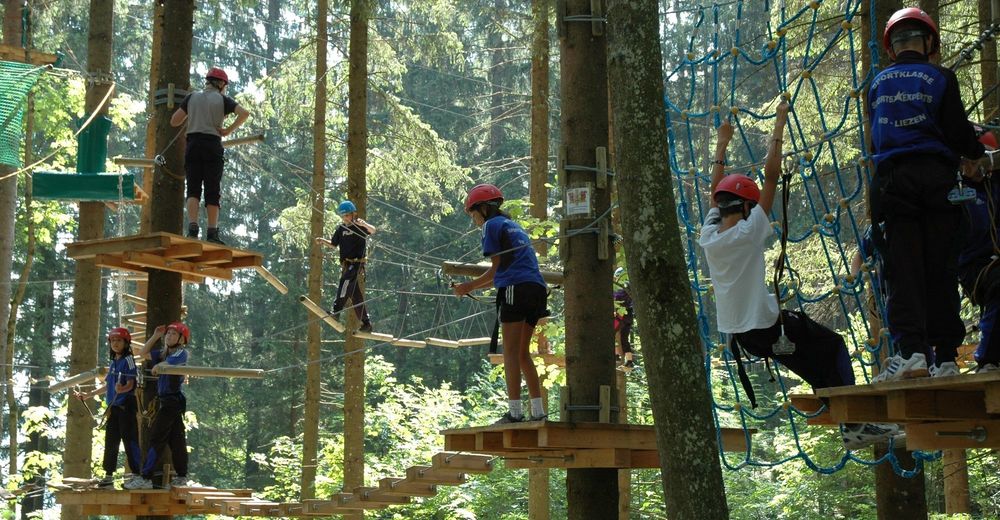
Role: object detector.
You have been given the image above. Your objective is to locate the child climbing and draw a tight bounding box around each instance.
[867,8,987,381]
[73,327,141,488]
[317,200,376,332]
[698,102,897,449]
[958,128,1000,374]
[453,184,548,424]
[613,267,636,372]
[124,322,194,490]
[170,66,251,245]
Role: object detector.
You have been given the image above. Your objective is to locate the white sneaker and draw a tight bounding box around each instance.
[871,353,928,383]
[929,361,960,378]
[123,476,153,490]
[975,363,1000,374]
[841,423,901,450]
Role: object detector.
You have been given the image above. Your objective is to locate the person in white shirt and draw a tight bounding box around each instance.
[699,102,896,450]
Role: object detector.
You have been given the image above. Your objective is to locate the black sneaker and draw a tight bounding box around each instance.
[526,414,548,422]
[97,476,115,489]
[359,321,372,333]
[493,412,524,425]
[206,228,225,245]
[187,223,199,239]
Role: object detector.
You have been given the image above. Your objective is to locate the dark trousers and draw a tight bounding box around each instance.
[184,134,225,207]
[333,263,370,323]
[141,395,187,478]
[871,154,965,361]
[961,260,1000,365]
[615,316,633,353]
[102,398,141,476]
[732,310,853,407]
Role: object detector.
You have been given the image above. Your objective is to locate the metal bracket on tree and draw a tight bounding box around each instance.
[555,0,606,37]
[153,83,190,108]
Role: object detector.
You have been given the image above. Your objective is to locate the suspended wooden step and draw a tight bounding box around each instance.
[489,352,566,368]
[54,486,263,517]
[791,372,1000,450]
[441,421,751,469]
[66,233,276,287]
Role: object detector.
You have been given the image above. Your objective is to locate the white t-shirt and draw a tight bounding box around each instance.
[698,205,780,333]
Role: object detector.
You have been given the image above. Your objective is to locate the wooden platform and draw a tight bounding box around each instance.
[66,232,263,284]
[790,372,1000,450]
[0,43,59,65]
[441,421,751,469]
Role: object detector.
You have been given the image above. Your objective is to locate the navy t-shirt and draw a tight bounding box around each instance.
[106,355,137,407]
[331,223,370,262]
[151,347,189,396]
[481,215,545,289]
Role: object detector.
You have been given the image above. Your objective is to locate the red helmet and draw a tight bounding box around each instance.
[166,321,190,344]
[883,8,939,60]
[206,67,229,85]
[713,174,760,204]
[108,327,131,343]
[975,124,998,149]
[464,184,504,212]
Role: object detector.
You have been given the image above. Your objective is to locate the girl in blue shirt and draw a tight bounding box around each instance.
[74,327,140,488]
[454,184,548,424]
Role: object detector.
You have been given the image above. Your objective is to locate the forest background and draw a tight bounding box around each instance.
[2,0,999,519]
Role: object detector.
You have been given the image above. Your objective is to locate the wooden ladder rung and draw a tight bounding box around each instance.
[431,452,494,473]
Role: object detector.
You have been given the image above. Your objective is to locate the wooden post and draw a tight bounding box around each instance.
[560,0,618,517]
[343,2,371,518]
[529,0,551,256]
[301,0,329,501]
[527,386,550,520]
[616,369,630,520]
[943,449,971,514]
[140,1,163,234]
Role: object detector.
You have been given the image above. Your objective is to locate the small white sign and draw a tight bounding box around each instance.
[565,186,592,217]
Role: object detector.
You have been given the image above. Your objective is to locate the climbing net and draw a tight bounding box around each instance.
[0,60,46,167]
[665,0,948,476]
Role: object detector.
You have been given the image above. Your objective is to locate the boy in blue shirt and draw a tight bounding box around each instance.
[74,327,140,488]
[867,8,987,381]
[317,200,377,332]
[454,184,548,424]
[124,322,193,489]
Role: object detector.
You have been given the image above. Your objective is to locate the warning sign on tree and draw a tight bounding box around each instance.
[565,185,592,218]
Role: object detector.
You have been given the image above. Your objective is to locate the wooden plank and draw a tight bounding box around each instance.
[905,420,1000,450]
[354,331,395,342]
[378,477,437,497]
[49,370,102,393]
[162,243,204,259]
[426,337,461,348]
[67,234,172,259]
[121,251,234,280]
[537,424,656,451]
[817,371,1000,397]
[788,394,834,425]
[985,382,1000,414]
[345,487,411,506]
[95,254,150,276]
[0,43,59,65]
[885,390,989,421]
[188,249,232,264]
[442,260,564,285]
[392,338,426,348]
[155,365,264,379]
[720,427,752,453]
[443,433,477,451]
[476,431,507,451]
[504,429,540,450]
[219,255,263,269]
[254,265,289,294]
[458,337,492,347]
[405,466,466,485]
[502,448,660,469]
[431,452,495,473]
[299,295,346,332]
[238,501,283,515]
[828,395,888,423]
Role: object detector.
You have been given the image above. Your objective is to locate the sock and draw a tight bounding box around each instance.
[508,399,522,419]
[530,397,545,417]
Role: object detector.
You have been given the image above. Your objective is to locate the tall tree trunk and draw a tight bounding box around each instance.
[979,0,999,120]
[141,2,193,518]
[63,4,113,519]
[301,0,329,500]
[0,3,25,489]
[487,0,506,155]
[860,2,929,518]
[22,272,54,519]
[607,1,729,518]
[529,0,550,256]
[560,1,617,518]
[342,1,370,515]
[140,1,164,234]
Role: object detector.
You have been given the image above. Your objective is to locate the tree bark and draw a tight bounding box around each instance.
[487,0,507,155]
[0,2,25,490]
[140,1,164,234]
[63,4,113,519]
[342,1,370,516]
[560,1,617,518]
[301,0,329,500]
[141,2,192,518]
[529,0,550,256]
[22,271,54,519]
[606,1,729,518]
[979,0,999,120]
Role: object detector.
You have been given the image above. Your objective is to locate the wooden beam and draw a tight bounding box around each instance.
[405,465,466,485]
[121,251,234,280]
[188,249,232,264]
[154,365,264,379]
[112,156,157,168]
[223,133,265,147]
[431,452,494,473]
[391,338,426,348]
[0,43,58,65]
[377,477,437,498]
[905,420,1000,450]
[788,394,834,425]
[49,370,101,393]
[219,255,263,269]
[67,234,172,260]
[885,390,989,421]
[299,295,345,332]
[458,337,491,347]
[344,487,411,507]
[442,260,564,285]
[828,395,888,423]
[985,382,1000,414]
[254,265,288,294]
[162,243,204,258]
[502,448,660,469]
[426,337,461,348]
[353,331,395,342]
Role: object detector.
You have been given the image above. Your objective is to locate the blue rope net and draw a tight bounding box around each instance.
[0,60,44,168]
[664,0,938,476]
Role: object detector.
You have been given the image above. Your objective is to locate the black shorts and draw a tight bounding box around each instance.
[498,283,548,325]
[185,133,225,207]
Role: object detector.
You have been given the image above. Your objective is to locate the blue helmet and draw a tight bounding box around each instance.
[337,200,357,215]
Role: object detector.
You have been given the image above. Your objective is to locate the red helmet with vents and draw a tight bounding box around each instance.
[713,174,761,204]
[464,184,504,212]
